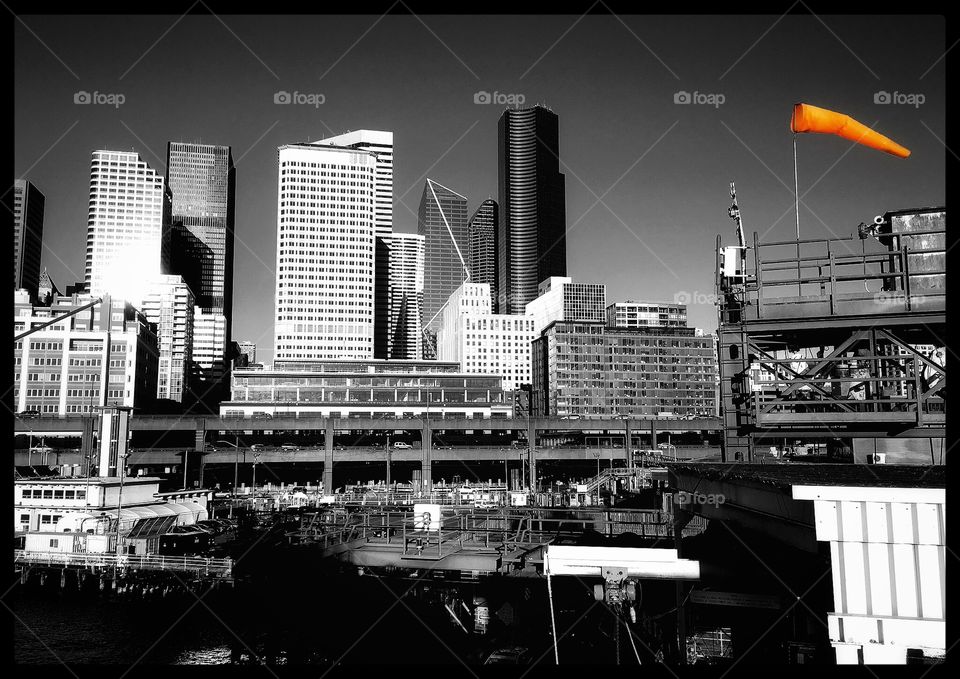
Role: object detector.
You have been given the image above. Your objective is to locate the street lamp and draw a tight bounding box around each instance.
[593,450,602,505]
[251,451,261,513]
[216,437,242,518]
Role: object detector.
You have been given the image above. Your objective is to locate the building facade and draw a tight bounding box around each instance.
[386,232,425,360]
[165,142,236,399]
[84,150,171,301]
[468,199,498,311]
[274,143,377,360]
[606,301,688,329]
[525,276,606,336]
[236,340,257,364]
[311,130,393,238]
[14,291,159,415]
[418,179,469,339]
[13,179,45,301]
[437,282,536,391]
[531,322,718,418]
[221,359,511,419]
[498,105,567,314]
[140,275,195,403]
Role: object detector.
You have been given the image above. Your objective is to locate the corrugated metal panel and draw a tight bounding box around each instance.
[864,502,890,543]
[840,501,864,542]
[866,542,893,617]
[916,504,941,545]
[841,541,867,615]
[813,500,838,541]
[917,545,943,619]
[890,502,915,543]
[892,543,918,617]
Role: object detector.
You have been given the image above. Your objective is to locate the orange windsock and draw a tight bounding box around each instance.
[790,103,910,158]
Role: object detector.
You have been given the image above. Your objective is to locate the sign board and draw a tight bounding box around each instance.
[413,503,441,531]
[688,590,781,609]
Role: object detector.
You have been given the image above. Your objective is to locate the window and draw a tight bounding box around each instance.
[49,539,59,548]
[42,490,53,499]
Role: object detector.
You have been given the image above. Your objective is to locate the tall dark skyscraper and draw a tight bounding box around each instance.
[13,179,45,302]
[497,105,567,314]
[418,179,469,341]
[468,198,498,312]
[165,142,236,404]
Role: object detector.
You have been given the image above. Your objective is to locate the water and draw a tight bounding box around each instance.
[13,562,680,666]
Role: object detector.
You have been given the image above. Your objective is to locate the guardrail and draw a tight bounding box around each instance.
[14,549,233,577]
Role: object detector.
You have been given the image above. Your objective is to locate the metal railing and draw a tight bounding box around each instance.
[14,549,233,577]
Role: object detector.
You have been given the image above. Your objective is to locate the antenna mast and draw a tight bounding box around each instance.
[728,181,745,248]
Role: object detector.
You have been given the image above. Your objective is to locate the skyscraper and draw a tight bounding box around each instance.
[274,142,377,360]
[84,150,171,302]
[418,179,469,341]
[312,131,394,359]
[140,275,195,403]
[311,130,393,238]
[386,232,425,360]
[13,179,45,302]
[498,105,567,314]
[468,199,498,311]
[165,142,236,403]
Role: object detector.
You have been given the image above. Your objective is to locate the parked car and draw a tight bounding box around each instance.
[484,647,530,665]
[393,442,412,449]
[18,410,40,418]
[281,444,299,451]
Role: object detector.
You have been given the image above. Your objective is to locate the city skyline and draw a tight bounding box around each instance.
[14,14,946,363]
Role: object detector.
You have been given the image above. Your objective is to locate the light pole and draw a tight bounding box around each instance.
[217,438,241,518]
[114,451,129,563]
[593,450,601,505]
[251,451,261,514]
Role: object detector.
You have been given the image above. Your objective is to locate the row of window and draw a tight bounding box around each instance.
[21,489,87,500]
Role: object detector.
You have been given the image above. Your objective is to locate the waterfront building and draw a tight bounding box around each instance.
[13,476,210,535]
[84,150,172,302]
[468,199,498,310]
[221,359,511,419]
[436,282,536,391]
[605,301,688,329]
[13,291,159,415]
[531,322,718,418]
[13,179,45,302]
[498,105,567,314]
[525,276,606,336]
[140,275,195,403]
[165,142,236,399]
[418,179,469,337]
[274,142,377,360]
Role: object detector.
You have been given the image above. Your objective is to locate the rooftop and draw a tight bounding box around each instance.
[670,463,945,491]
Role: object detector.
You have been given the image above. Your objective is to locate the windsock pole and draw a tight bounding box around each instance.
[793,134,802,294]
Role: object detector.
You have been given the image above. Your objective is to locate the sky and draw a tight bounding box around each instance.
[14,14,945,363]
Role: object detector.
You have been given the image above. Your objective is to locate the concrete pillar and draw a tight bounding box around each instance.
[650,420,658,452]
[421,422,432,493]
[194,420,206,488]
[625,420,633,471]
[323,419,334,494]
[527,419,537,492]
